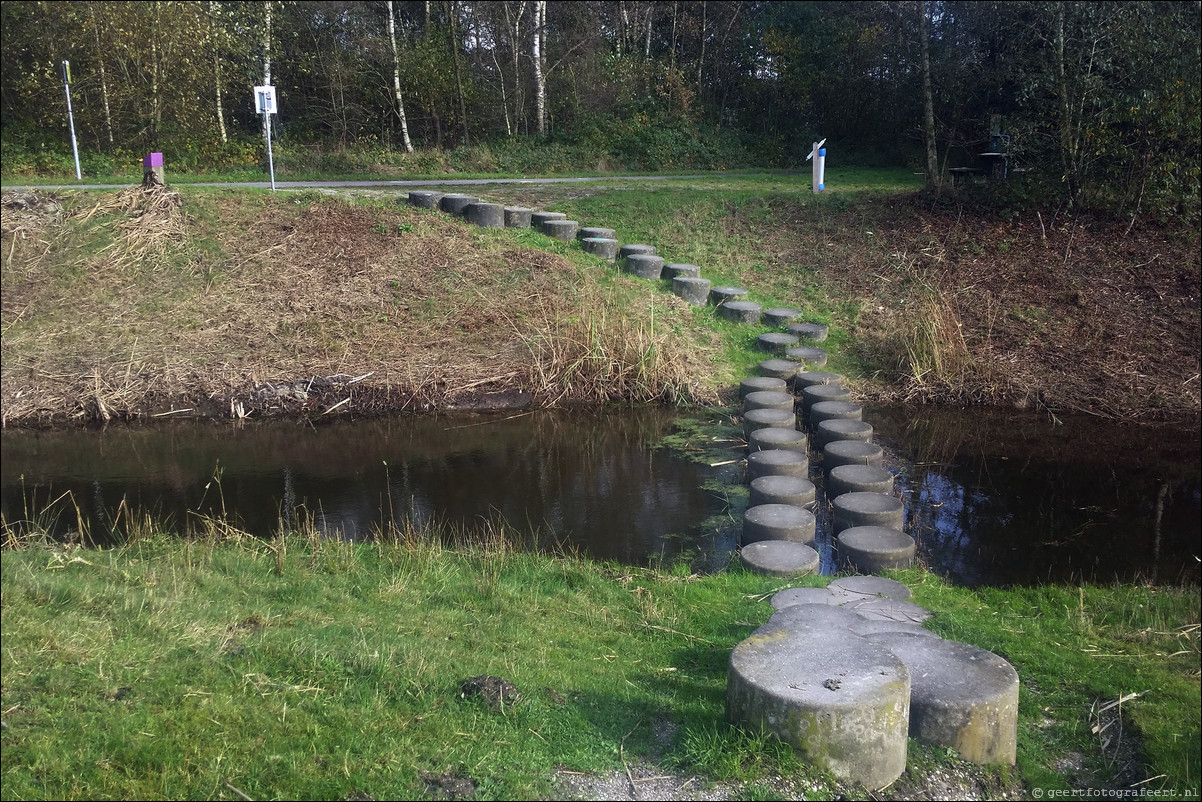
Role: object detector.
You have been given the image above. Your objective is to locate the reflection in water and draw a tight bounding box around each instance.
[0,408,729,567]
[2,405,1199,585]
[868,405,1201,587]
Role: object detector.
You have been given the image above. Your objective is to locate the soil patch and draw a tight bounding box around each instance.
[754,196,1200,420]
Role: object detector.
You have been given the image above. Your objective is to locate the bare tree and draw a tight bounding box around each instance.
[386,0,414,152]
[448,0,470,145]
[533,0,546,135]
[87,3,114,148]
[210,1,227,144]
[503,1,527,135]
[262,0,272,139]
[919,0,940,191]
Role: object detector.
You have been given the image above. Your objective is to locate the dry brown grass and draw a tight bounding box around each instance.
[727,194,1201,420]
[0,189,714,426]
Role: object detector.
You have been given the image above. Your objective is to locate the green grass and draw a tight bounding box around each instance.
[2,527,1197,801]
[898,568,1202,794]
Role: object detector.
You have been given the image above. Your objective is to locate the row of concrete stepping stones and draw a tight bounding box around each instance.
[406,189,815,317]
[723,303,1020,788]
[408,187,1019,789]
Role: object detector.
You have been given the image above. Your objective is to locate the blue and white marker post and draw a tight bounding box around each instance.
[254,85,278,191]
[806,138,827,193]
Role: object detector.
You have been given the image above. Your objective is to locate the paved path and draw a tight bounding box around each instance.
[3,174,760,192]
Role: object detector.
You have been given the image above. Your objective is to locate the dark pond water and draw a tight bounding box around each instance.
[0,408,730,567]
[1,405,1198,586]
[866,405,1201,587]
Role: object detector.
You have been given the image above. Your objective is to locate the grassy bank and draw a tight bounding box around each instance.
[1,184,730,425]
[7,168,1195,426]
[1,526,1198,800]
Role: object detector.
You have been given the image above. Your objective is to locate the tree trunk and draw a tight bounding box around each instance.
[1055,1,1079,207]
[533,0,546,135]
[448,0,470,146]
[88,3,115,148]
[263,0,272,85]
[262,0,272,140]
[386,0,414,152]
[210,1,227,144]
[919,0,940,191]
[670,0,677,67]
[505,1,526,135]
[644,2,653,60]
[696,0,706,87]
[151,1,161,144]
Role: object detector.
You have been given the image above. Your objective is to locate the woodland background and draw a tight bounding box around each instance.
[2,1,1199,221]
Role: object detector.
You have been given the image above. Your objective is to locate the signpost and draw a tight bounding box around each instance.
[806,138,827,193]
[255,85,277,191]
[60,61,82,181]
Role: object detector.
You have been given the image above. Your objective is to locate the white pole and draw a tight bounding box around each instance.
[264,112,276,191]
[811,141,819,192]
[61,61,82,181]
[807,138,827,193]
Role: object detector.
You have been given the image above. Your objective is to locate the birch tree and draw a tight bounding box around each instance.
[533,0,546,135]
[386,0,414,152]
[209,0,227,144]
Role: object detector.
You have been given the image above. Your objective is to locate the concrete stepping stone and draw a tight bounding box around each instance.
[823,440,885,470]
[742,407,796,439]
[757,332,801,353]
[788,322,830,342]
[503,206,533,227]
[815,419,874,449]
[710,285,749,305]
[801,384,852,416]
[758,359,801,380]
[829,575,912,601]
[851,619,940,639]
[770,589,853,610]
[465,202,504,227]
[763,308,803,326]
[865,632,1019,765]
[747,449,809,482]
[743,504,816,544]
[765,600,866,625]
[719,300,763,324]
[408,190,444,209]
[739,376,788,398]
[786,346,829,367]
[581,237,619,261]
[837,526,917,573]
[749,475,816,508]
[542,219,580,240]
[852,598,932,624]
[727,607,911,789]
[440,193,479,215]
[671,276,710,305]
[748,427,808,455]
[663,263,701,279]
[828,464,894,498]
[793,370,842,389]
[578,226,615,240]
[619,243,656,258]
[530,211,566,227]
[744,390,795,413]
[624,253,665,279]
[740,541,820,577]
[809,401,862,428]
[833,491,904,533]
